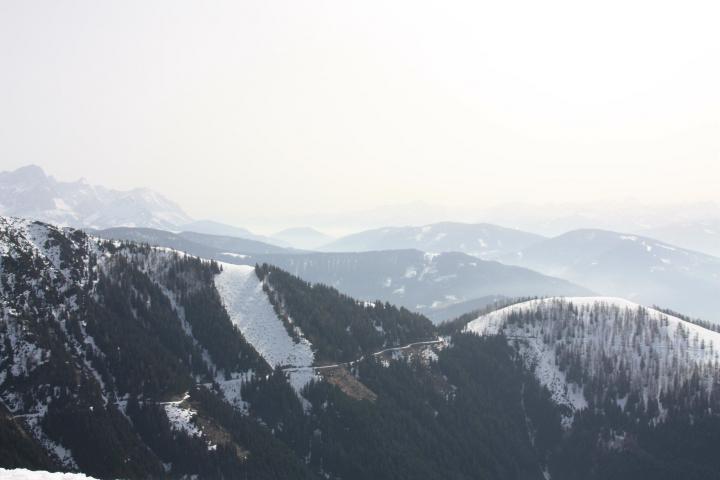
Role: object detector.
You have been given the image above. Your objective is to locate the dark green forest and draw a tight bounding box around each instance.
[256,263,436,363]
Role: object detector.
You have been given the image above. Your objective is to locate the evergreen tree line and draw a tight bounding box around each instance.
[256,263,436,363]
[240,334,561,480]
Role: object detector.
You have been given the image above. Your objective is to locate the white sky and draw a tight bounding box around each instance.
[1,0,718,226]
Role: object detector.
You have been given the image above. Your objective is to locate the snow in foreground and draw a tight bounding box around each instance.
[0,469,99,480]
[214,263,316,391]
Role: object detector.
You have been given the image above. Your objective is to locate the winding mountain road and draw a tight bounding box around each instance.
[281,338,445,373]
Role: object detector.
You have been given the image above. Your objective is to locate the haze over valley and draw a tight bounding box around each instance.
[1,1,719,478]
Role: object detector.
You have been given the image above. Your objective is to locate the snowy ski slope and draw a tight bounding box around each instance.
[214,262,316,391]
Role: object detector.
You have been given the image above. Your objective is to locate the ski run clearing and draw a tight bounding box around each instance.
[214,262,316,392]
[465,297,720,422]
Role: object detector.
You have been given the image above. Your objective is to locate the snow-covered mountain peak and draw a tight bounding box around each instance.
[0,165,192,230]
[2,164,48,184]
[0,216,90,278]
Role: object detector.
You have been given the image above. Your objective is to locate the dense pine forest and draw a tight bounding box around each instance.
[238,334,560,480]
[465,297,720,479]
[255,263,436,363]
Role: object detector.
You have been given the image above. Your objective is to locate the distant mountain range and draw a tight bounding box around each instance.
[94,224,720,324]
[321,222,544,259]
[93,227,591,323]
[94,227,294,256]
[179,219,287,245]
[0,165,338,251]
[643,220,720,258]
[256,199,720,241]
[502,229,720,323]
[5,165,719,324]
[0,165,192,230]
[272,227,334,250]
[249,250,591,321]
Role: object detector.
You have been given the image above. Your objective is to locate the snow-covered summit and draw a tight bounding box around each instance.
[465,297,720,421]
[0,165,191,230]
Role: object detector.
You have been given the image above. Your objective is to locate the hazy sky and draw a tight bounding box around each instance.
[1,0,718,226]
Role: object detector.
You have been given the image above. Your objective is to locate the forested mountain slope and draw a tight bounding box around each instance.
[255,263,436,363]
[5,216,720,479]
[0,216,312,478]
[1,216,558,479]
[465,297,720,479]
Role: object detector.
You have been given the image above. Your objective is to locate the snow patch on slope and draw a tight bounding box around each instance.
[466,297,720,421]
[164,402,202,438]
[214,263,315,391]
